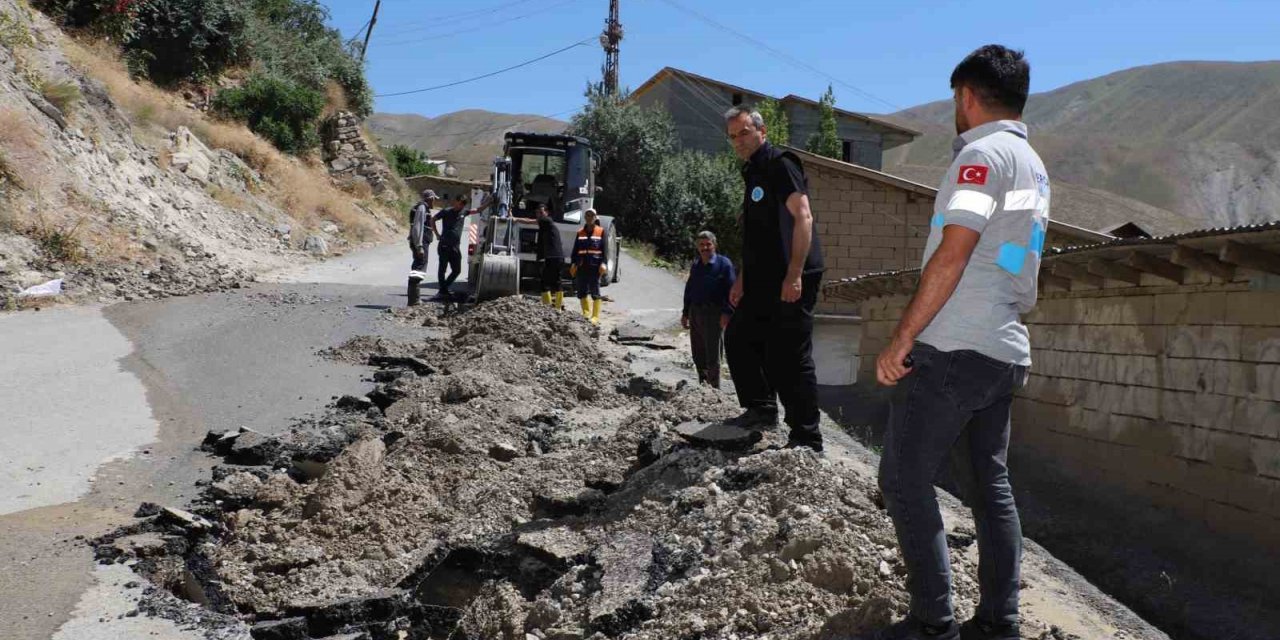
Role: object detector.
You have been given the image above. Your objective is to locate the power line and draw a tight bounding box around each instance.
[375,38,593,97]
[653,0,915,116]
[377,0,543,37]
[372,0,582,46]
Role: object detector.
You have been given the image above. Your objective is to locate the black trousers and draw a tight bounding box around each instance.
[725,272,822,445]
[540,259,562,292]
[688,305,725,388]
[437,244,462,293]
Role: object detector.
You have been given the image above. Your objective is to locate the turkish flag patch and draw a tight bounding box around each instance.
[957,165,989,185]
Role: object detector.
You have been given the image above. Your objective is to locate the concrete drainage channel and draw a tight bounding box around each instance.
[86,297,1102,640]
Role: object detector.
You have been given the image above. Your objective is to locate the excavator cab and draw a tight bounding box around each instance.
[468,133,619,301]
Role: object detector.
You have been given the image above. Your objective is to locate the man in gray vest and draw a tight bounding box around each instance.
[868,45,1049,640]
[406,189,437,306]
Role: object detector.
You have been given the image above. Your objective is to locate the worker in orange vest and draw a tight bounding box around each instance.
[569,208,607,325]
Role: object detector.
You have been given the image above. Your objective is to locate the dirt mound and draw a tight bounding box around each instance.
[100,297,1078,639]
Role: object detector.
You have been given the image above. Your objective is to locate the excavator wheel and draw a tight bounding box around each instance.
[473,254,520,302]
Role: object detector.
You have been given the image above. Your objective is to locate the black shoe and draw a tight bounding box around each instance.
[723,408,778,430]
[785,438,824,453]
[861,618,959,640]
[430,291,452,302]
[859,618,960,640]
[959,618,1018,640]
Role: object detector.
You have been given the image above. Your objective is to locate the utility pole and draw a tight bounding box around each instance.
[600,0,623,95]
[360,0,381,62]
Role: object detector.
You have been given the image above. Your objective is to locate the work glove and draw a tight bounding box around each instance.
[570,264,578,277]
[598,264,607,276]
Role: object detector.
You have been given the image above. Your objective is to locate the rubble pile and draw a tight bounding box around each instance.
[96,297,1071,639]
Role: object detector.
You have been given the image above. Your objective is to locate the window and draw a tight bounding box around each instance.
[732,92,743,106]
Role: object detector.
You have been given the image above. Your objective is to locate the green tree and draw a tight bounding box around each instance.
[568,83,677,246]
[757,97,789,148]
[652,150,744,261]
[384,145,438,178]
[806,84,841,159]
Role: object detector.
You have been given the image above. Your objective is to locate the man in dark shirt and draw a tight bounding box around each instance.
[682,231,736,388]
[431,195,468,301]
[534,204,565,309]
[723,106,826,451]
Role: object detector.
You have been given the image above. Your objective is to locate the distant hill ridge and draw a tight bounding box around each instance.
[885,60,1280,230]
[368,110,566,180]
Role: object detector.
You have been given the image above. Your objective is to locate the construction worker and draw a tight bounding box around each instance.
[868,45,1046,640]
[723,105,825,452]
[407,189,437,306]
[431,194,467,301]
[534,203,565,309]
[569,208,606,324]
[681,230,735,388]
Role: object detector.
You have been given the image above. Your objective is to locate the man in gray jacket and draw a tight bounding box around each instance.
[407,189,437,306]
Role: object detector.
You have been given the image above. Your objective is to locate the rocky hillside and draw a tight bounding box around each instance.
[887,61,1280,229]
[368,110,567,180]
[0,0,402,307]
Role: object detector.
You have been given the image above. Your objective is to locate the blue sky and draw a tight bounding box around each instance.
[325,0,1279,120]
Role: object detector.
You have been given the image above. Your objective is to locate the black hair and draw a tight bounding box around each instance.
[950,45,1029,115]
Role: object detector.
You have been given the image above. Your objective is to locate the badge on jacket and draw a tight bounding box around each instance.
[750,186,764,202]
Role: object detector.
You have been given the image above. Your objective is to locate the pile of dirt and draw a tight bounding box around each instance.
[97,297,1076,640]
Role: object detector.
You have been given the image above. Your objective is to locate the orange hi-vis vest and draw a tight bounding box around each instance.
[573,224,605,268]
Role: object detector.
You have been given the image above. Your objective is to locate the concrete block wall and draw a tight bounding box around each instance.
[852,280,1280,549]
[808,162,933,317]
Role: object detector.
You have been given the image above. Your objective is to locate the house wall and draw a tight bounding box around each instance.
[855,276,1280,550]
[784,103,885,169]
[807,160,1081,316]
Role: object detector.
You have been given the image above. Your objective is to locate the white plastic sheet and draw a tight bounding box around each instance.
[18,278,63,297]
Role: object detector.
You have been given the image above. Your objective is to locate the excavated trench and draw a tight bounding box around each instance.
[91,297,1093,640]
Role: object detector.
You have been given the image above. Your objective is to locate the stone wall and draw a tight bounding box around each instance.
[322,111,393,197]
[854,273,1280,550]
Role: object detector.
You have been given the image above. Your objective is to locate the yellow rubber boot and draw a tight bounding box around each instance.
[541,291,552,306]
[591,297,602,325]
[579,297,591,319]
[554,291,564,310]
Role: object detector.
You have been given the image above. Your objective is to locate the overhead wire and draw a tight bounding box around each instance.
[370,0,583,47]
[377,0,543,37]
[652,0,922,120]
[374,38,594,97]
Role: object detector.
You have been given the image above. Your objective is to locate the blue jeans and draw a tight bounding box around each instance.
[878,342,1027,627]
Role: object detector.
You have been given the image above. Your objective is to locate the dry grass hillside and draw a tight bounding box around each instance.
[886,61,1280,229]
[0,0,403,306]
[368,109,567,180]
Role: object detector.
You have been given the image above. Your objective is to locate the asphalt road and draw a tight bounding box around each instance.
[0,243,684,640]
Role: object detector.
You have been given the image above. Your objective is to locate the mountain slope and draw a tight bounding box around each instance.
[886,61,1280,228]
[368,110,567,179]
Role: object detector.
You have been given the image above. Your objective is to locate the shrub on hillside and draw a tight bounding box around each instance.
[37,0,371,153]
[37,0,251,83]
[244,0,372,116]
[212,74,324,154]
[384,145,438,178]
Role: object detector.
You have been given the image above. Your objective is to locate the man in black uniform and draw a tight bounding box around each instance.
[534,204,565,309]
[723,106,826,451]
[431,194,468,301]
